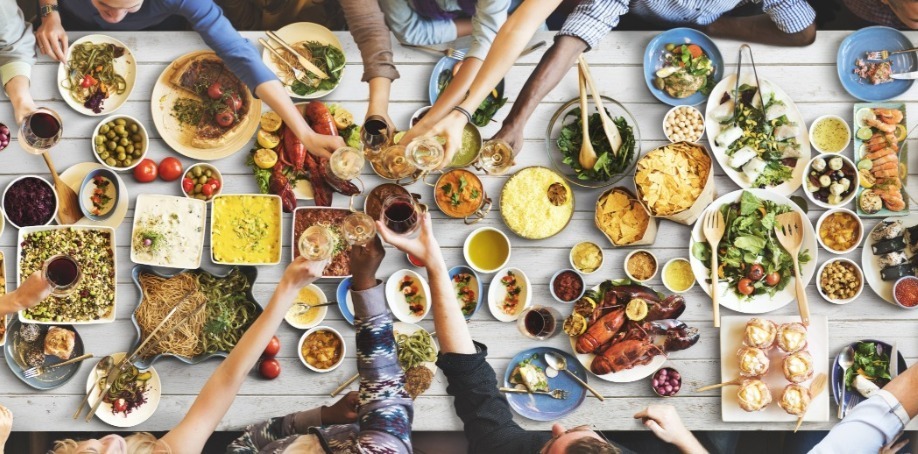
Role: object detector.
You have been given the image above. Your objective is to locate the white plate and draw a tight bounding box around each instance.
[55,162,129,228]
[393,322,439,375]
[719,315,829,423]
[704,74,810,196]
[487,268,531,322]
[261,22,345,100]
[86,352,161,427]
[568,336,666,383]
[130,194,207,269]
[862,214,918,304]
[58,35,136,116]
[689,189,818,314]
[386,270,431,324]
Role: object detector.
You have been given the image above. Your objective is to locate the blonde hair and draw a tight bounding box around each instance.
[51,433,172,454]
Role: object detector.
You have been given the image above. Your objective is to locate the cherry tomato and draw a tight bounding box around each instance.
[737,278,755,296]
[765,272,781,286]
[133,159,158,183]
[215,110,235,127]
[158,157,183,181]
[207,82,224,100]
[202,184,214,197]
[182,177,194,194]
[224,93,242,111]
[259,358,281,379]
[207,178,221,190]
[80,74,97,88]
[747,264,765,282]
[263,335,280,358]
[113,398,128,413]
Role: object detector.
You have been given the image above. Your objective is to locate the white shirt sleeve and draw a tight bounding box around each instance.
[0,0,36,87]
[465,0,511,61]
[810,390,911,454]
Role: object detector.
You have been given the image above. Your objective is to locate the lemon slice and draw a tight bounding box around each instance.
[563,313,588,337]
[257,130,280,149]
[333,108,354,130]
[858,168,875,189]
[573,296,597,318]
[393,131,406,144]
[260,111,282,133]
[895,124,907,142]
[625,298,649,321]
[254,148,278,169]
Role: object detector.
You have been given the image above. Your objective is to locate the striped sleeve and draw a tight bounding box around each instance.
[762,0,816,34]
[557,0,630,50]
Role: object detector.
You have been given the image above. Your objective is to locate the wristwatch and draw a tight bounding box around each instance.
[40,4,59,17]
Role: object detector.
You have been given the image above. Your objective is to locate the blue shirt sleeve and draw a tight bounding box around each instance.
[378,0,458,46]
[762,0,816,33]
[809,390,910,454]
[175,0,277,91]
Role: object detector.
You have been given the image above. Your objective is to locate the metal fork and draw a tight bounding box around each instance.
[259,38,313,86]
[24,353,93,379]
[499,387,569,400]
[404,44,465,60]
[866,46,918,61]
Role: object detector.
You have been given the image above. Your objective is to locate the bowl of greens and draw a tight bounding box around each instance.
[546,96,640,189]
[261,22,346,100]
[428,55,507,127]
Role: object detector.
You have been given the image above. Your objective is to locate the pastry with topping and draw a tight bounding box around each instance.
[783,350,815,383]
[737,346,770,377]
[737,379,772,412]
[778,383,811,416]
[776,322,808,353]
[742,318,777,350]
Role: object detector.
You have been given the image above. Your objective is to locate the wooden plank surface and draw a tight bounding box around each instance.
[0,30,916,433]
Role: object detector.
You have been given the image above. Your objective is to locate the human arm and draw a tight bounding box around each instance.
[33,1,69,62]
[634,405,708,454]
[0,272,51,317]
[160,257,327,453]
[339,0,400,126]
[1,2,39,123]
[704,0,816,46]
[399,57,482,146]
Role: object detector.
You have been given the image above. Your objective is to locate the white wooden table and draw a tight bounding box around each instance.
[0,30,915,433]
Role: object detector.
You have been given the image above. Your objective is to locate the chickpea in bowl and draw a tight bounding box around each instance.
[663,105,704,143]
[817,258,863,304]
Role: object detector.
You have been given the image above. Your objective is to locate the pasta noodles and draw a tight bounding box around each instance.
[135,273,206,358]
[395,329,436,371]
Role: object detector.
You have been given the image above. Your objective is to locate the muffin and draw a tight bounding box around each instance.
[19,323,41,343]
[743,318,777,349]
[778,383,811,416]
[776,323,808,353]
[737,346,770,377]
[783,350,815,383]
[23,346,45,368]
[737,379,772,412]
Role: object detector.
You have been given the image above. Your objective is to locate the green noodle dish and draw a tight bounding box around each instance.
[61,42,128,113]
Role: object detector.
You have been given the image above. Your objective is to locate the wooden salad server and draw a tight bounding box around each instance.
[577,65,598,170]
[42,152,81,224]
[795,373,827,432]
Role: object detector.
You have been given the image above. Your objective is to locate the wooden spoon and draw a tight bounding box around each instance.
[578,55,622,156]
[42,153,80,225]
[577,66,598,170]
[774,211,810,326]
[695,377,743,392]
[795,373,827,432]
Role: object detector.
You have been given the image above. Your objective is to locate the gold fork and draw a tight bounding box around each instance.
[774,212,810,326]
[702,209,725,328]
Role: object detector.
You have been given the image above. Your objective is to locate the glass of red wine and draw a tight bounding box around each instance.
[42,254,82,296]
[380,194,425,236]
[18,108,62,154]
[517,306,562,340]
[361,115,391,157]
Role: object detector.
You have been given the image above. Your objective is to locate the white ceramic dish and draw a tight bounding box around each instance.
[285,284,328,330]
[662,258,695,294]
[816,258,864,305]
[487,267,531,322]
[802,154,858,210]
[893,276,918,309]
[549,269,585,303]
[394,322,439,375]
[2,175,58,229]
[181,163,223,202]
[0,252,6,347]
[448,265,483,319]
[298,326,346,373]
[569,335,666,383]
[56,162,129,228]
[809,115,851,153]
[663,105,705,143]
[386,270,431,324]
[130,194,207,269]
[58,34,136,116]
[261,22,345,100]
[689,189,819,314]
[210,194,283,266]
[91,115,149,171]
[86,352,160,427]
[718,315,829,423]
[624,249,658,283]
[463,226,511,274]
[861,214,918,304]
[78,168,119,221]
[569,241,604,275]
[814,208,864,255]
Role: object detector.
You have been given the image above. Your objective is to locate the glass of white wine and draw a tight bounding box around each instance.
[478,139,514,175]
[342,211,376,246]
[328,146,365,180]
[379,144,416,181]
[298,225,334,261]
[405,136,445,172]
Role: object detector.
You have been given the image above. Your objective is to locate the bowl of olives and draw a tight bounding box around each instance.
[92,115,148,171]
[181,163,223,202]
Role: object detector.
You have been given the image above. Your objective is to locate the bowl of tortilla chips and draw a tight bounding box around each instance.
[594,187,657,247]
[633,141,714,225]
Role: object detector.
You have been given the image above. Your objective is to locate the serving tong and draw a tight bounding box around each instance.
[264,30,329,80]
[731,44,765,126]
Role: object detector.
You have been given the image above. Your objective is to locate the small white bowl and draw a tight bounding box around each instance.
[661,258,695,294]
[893,276,918,310]
[181,163,223,202]
[1,175,58,229]
[814,208,863,255]
[284,284,327,330]
[463,226,511,274]
[809,115,851,154]
[816,258,864,305]
[624,249,659,283]
[298,326,346,373]
[802,153,858,210]
[488,267,531,322]
[569,241,604,275]
[549,269,585,303]
[91,114,149,171]
[385,269,431,323]
[663,105,705,143]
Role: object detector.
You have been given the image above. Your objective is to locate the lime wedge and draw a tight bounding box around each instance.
[856,127,873,141]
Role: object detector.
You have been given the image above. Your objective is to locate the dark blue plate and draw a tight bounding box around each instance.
[4,317,84,390]
[337,277,355,325]
[503,347,587,421]
[428,51,505,117]
[448,266,483,320]
[831,339,907,410]
[643,28,723,106]
[837,27,916,102]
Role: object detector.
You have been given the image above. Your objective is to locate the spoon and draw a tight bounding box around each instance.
[290,301,338,317]
[576,66,597,170]
[72,355,114,419]
[795,373,827,432]
[42,152,81,224]
[543,352,604,401]
[837,346,855,420]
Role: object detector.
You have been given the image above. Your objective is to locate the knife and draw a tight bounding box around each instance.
[890,71,918,79]
[890,341,899,378]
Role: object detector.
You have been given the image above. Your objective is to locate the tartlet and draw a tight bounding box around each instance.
[737,346,770,377]
[743,318,777,349]
[737,379,772,412]
[783,350,815,383]
[776,322,808,353]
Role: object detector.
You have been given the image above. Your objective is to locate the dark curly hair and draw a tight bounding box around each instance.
[565,436,620,454]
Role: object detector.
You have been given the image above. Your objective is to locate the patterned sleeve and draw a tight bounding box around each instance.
[762,0,816,34]
[558,0,629,51]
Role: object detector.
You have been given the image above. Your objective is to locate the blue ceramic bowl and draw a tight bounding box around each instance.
[837,27,916,102]
[79,168,120,221]
[643,28,724,106]
[337,277,356,325]
[448,265,483,319]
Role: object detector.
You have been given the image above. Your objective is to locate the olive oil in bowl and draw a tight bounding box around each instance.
[463,227,511,273]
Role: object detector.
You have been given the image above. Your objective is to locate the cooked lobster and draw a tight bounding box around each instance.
[282,126,306,172]
[304,150,332,207]
[575,307,625,354]
[269,161,296,212]
[590,319,699,375]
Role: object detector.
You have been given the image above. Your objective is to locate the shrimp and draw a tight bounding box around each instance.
[871,161,898,173]
[866,118,897,133]
[867,134,898,152]
[872,155,899,167]
[875,183,906,211]
[874,108,904,125]
[873,168,900,178]
[867,147,898,161]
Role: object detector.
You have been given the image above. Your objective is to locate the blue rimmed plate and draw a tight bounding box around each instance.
[4,317,85,390]
[832,339,907,411]
[448,266,483,320]
[837,27,916,102]
[428,52,505,124]
[503,347,587,421]
[643,28,723,106]
[336,277,356,325]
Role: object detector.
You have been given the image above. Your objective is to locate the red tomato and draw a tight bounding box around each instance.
[182,177,194,193]
[746,264,765,282]
[737,278,755,296]
[765,272,781,286]
[158,157,183,181]
[225,94,242,111]
[207,178,221,190]
[215,110,235,127]
[113,398,128,413]
[259,358,281,379]
[202,184,214,197]
[207,82,224,100]
[133,159,158,183]
[686,44,703,58]
[263,335,280,358]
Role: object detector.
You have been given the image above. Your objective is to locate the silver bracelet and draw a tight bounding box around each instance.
[452,106,473,124]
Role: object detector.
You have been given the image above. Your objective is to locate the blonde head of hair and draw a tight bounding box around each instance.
[51,433,171,454]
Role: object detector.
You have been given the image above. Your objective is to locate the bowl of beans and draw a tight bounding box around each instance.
[550,269,585,303]
[651,367,681,397]
[663,105,704,143]
[817,258,863,304]
[298,326,346,373]
[816,208,863,254]
[181,163,223,202]
[893,276,918,310]
[92,115,148,171]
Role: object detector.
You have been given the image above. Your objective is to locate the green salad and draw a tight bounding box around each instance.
[692,191,811,299]
[557,108,636,182]
[285,41,345,96]
[845,342,891,391]
[437,68,507,127]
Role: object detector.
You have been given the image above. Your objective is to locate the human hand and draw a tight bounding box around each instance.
[279,256,328,294]
[321,391,359,425]
[35,13,69,62]
[303,133,345,160]
[377,212,442,268]
[880,434,909,454]
[492,122,525,157]
[14,272,52,311]
[349,235,385,291]
[13,101,37,126]
[426,111,466,170]
[634,405,703,453]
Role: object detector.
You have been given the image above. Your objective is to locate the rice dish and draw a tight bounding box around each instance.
[879,251,908,268]
[500,167,573,239]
